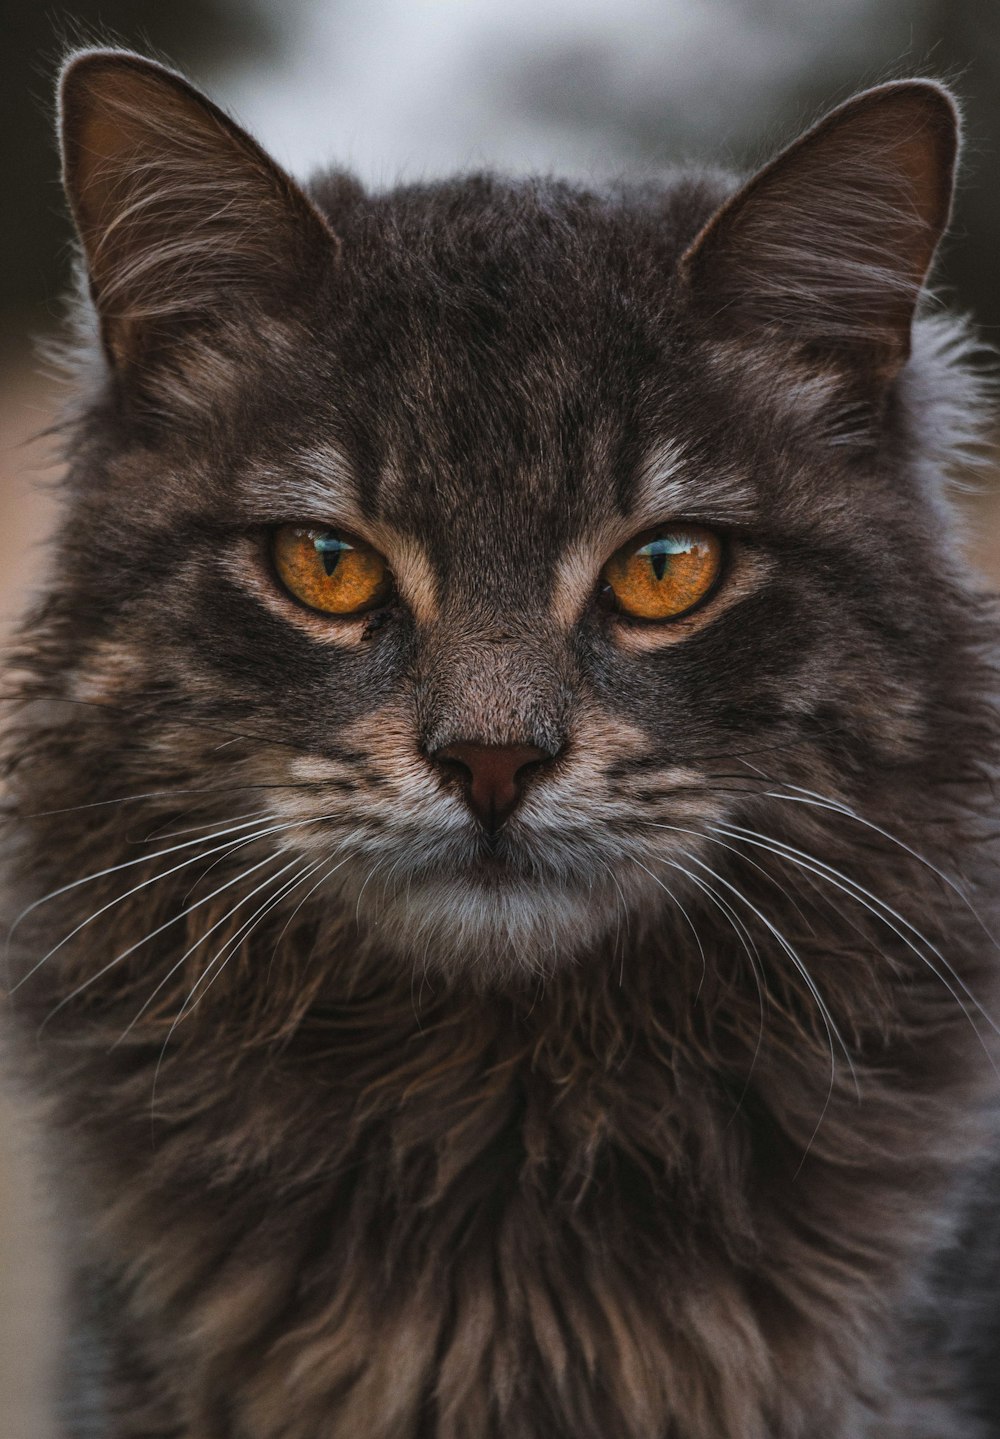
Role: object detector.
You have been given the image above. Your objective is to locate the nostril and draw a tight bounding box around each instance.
[513,753,546,784]
[431,741,553,833]
[435,752,474,782]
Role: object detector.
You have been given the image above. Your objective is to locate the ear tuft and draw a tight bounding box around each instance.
[59,49,338,370]
[680,81,960,384]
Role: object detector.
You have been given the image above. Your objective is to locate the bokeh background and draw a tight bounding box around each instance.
[3,2,1000,1434]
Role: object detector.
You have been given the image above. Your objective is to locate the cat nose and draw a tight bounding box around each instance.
[432,741,551,833]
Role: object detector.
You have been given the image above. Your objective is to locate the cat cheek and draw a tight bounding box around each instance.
[284,704,456,829]
[68,638,150,705]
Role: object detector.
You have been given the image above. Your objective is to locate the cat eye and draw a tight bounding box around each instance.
[601,525,723,621]
[272,526,392,615]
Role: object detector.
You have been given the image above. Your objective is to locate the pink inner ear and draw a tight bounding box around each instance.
[680,82,959,382]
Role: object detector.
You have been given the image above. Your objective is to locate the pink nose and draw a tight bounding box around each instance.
[433,741,549,833]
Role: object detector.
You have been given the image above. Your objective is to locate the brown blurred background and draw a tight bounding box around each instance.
[3,1,1000,1434]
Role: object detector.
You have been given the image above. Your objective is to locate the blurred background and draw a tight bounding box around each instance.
[2,2,1000,1434]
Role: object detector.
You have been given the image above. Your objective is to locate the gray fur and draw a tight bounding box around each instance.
[3,51,1000,1438]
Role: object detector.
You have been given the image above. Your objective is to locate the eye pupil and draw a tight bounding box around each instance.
[603,526,722,622]
[314,536,344,577]
[273,526,390,616]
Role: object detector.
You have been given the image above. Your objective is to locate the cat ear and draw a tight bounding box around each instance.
[59,50,338,371]
[680,81,959,385]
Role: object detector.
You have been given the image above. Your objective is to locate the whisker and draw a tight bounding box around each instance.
[627,855,708,999]
[190,859,320,1017]
[113,854,304,1046]
[354,857,389,927]
[264,852,356,978]
[713,821,1000,1067]
[670,724,846,768]
[643,852,768,1084]
[133,808,278,843]
[10,813,336,993]
[44,846,291,1034]
[688,826,818,940]
[716,819,999,1026]
[8,813,282,943]
[12,826,279,994]
[761,783,1000,950]
[150,858,325,1106]
[597,861,631,986]
[674,843,854,1160]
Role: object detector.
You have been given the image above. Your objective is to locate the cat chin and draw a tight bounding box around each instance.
[352,870,638,981]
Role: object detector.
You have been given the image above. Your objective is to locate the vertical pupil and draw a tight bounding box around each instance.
[314,534,343,578]
[650,550,668,581]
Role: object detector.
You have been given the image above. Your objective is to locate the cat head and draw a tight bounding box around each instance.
[38,51,984,980]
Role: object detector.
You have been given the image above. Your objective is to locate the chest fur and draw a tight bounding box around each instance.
[72,1009,941,1439]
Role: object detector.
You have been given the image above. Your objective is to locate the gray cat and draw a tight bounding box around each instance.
[3,48,1000,1438]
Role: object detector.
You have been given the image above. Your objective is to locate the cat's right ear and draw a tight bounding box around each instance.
[59,50,338,373]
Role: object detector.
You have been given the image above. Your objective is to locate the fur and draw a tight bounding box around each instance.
[3,54,1000,1438]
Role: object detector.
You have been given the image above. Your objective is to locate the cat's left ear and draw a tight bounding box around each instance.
[680,81,959,386]
[59,49,339,373]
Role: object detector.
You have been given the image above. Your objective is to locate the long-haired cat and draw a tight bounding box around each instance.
[3,48,1000,1438]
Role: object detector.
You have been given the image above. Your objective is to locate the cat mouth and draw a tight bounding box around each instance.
[462,834,532,880]
[443,830,601,895]
[400,827,557,890]
[474,830,509,862]
[424,814,612,887]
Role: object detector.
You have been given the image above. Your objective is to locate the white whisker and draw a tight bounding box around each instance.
[628,856,707,996]
[675,844,855,1158]
[264,852,356,973]
[641,853,767,1096]
[136,807,277,842]
[111,853,304,1045]
[9,812,282,942]
[150,858,325,1108]
[354,857,389,926]
[714,820,1000,1068]
[43,844,290,1032]
[762,782,1000,949]
[12,813,337,994]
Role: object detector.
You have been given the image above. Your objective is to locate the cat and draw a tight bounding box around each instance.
[3,44,1000,1439]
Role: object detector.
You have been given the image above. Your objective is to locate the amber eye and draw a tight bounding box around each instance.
[272,526,392,615]
[602,525,723,621]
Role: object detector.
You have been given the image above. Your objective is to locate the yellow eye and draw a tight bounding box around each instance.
[602,526,722,621]
[272,526,391,615]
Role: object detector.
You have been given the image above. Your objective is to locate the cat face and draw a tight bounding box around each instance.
[49,54,974,977]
